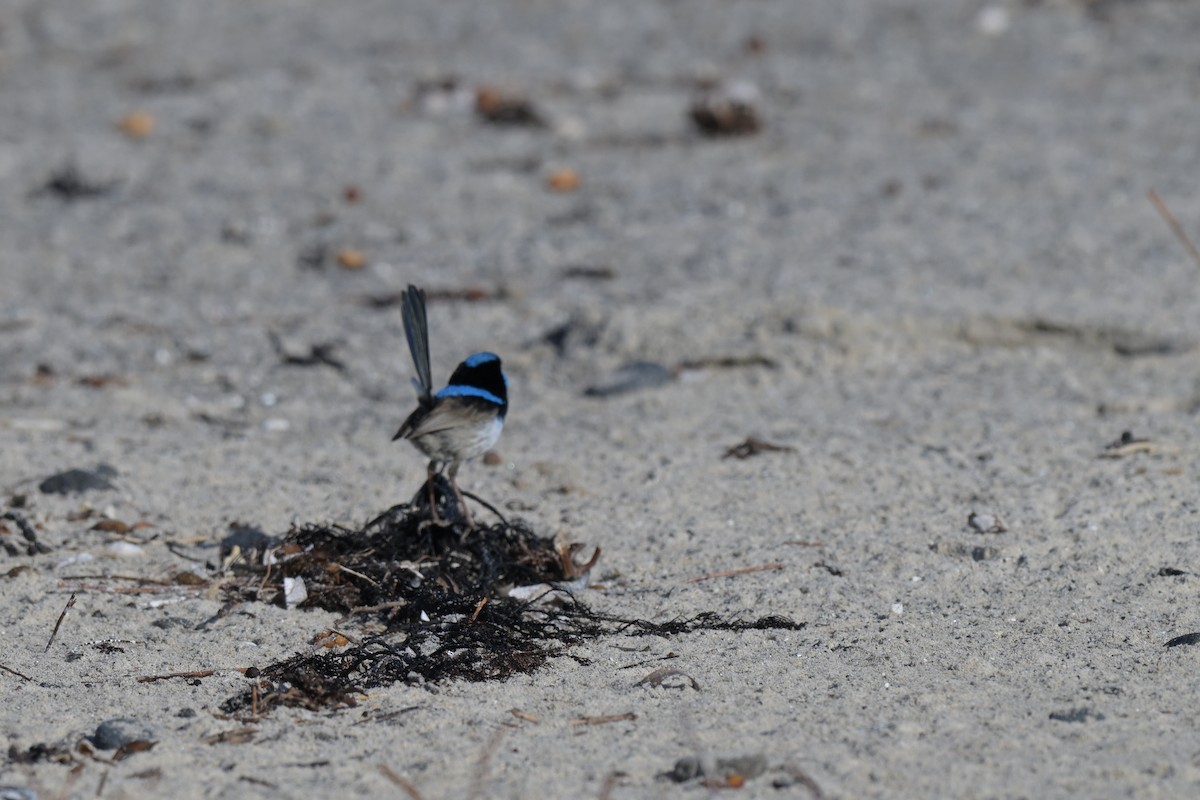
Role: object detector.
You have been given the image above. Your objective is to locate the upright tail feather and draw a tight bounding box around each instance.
[401,285,433,405]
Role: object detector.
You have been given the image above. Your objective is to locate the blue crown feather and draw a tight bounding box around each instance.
[436,384,506,406]
[464,352,500,368]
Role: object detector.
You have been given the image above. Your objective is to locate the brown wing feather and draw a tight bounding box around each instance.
[399,397,497,440]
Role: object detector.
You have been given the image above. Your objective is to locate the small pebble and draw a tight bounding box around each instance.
[92,718,155,750]
[104,541,144,558]
[0,787,38,800]
[118,110,156,139]
[976,5,1010,36]
[968,511,1007,534]
[39,465,118,495]
[667,756,704,783]
[584,361,673,397]
[546,168,581,192]
[337,248,366,270]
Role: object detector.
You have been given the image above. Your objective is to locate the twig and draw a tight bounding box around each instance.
[685,563,784,583]
[468,728,507,800]
[379,764,425,800]
[569,712,637,726]
[57,582,197,595]
[0,663,34,681]
[722,436,794,460]
[469,596,489,624]
[45,592,77,652]
[335,563,381,587]
[58,574,172,585]
[136,670,216,683]
[460,490,509,526]
[510,708,541,724]
[256,555,273,602]
[1148,189,1200,270]
[598,771,628,800]
[346,600,409,615]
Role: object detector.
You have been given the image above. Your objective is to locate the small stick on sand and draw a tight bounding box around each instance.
[468,728,507,800]
[136,670,216,683]
[1148,189,1200,270]
[45,592,77,652]
[569,712,637,726]
[509,708,540,724]
[0,663,34,681]
[379,764,425,800]
[598,771,628,800]
[685,563,784,583]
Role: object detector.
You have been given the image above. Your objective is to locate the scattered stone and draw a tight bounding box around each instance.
[474,86,545,127]
[1048,707,1104,724]
[283,576,308,609]
[2,512,50,554]
[33,164,114,202]
[151,617,194,630]
[336,247,366,270]
[0,787,38,800]
[91,718,155,750]
[546,168,581,192]
[690,80,762,137]
[584,361,673,397]
[930,541,1000,561]
[118,110,156,138]
[665,756,704,783]
[104,541,144,558]
[967,511,1007,534]
[38,465,118,495]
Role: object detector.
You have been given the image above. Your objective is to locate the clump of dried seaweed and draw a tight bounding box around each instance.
[221,481,802,714]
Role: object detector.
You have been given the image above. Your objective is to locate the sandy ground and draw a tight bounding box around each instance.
[3,0,1200,797]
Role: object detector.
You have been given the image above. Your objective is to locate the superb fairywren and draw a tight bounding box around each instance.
[392,285,508,526]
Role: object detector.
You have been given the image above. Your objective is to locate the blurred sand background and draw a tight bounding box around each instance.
[3,0,1200,797]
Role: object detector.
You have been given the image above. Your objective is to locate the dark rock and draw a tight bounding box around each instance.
[38,465,118,495]
[1048,707,1104,724]
[91,718,154,750]
[151,617,194,630]
[665,756,704,783]
[584,361,673,397]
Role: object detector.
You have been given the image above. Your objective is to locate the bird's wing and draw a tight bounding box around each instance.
[400,397,498,440]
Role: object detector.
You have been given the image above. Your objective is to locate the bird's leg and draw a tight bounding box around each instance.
[426,460,447,526]
[447,462,476,530]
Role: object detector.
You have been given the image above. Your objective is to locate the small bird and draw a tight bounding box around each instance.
[392,285,507,526]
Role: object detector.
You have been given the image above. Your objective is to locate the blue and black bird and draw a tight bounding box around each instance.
[393,285,507,526]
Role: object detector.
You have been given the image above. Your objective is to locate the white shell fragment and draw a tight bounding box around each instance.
[283,576,308,609]
[104,541,144,558]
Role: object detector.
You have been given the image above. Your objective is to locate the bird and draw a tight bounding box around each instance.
[392,285,507,527]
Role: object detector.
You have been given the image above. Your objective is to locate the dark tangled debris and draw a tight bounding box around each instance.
[32,163,115,202]
[219,489,803,713]
[689,81,762,137]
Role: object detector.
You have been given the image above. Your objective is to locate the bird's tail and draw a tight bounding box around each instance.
[401,285,434,404]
